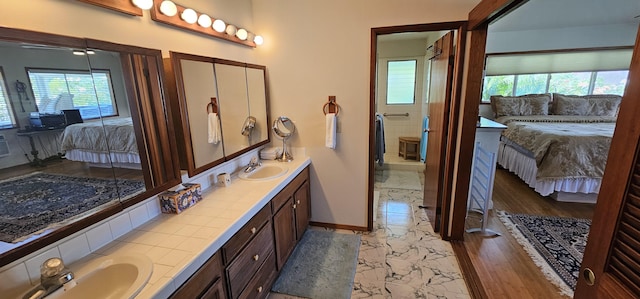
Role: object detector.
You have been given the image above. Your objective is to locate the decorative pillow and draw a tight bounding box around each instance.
[553,94,622,116]
[490,94,551,117]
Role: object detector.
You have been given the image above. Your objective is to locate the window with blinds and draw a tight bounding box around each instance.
[27,69,117,119]
[387,60,417,105]
[0,68,16,129]
[481,48,632,102]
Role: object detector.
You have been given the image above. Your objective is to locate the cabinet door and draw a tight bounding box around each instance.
[200,277,227,299]
[273,197,296,270]
[294,180,310,241]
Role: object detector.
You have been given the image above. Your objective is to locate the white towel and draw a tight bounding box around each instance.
[325,113,336,149]
[208,112,221,144]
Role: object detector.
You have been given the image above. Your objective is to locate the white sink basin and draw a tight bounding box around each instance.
[47,253,152,299]
[239,163,288,181]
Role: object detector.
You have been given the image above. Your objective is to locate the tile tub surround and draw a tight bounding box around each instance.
[1,151,310,299]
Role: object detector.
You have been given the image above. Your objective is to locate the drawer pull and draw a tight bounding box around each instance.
[257,286,263,293]
[253,254,259,261]
[293,204,297,209]
[297,199,300,204]
[250,227,257,234]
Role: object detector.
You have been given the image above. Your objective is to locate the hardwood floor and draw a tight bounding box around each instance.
[463,168,595,299]
[0,159,143,181]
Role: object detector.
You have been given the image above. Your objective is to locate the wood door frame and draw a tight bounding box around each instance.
[368,21,467,233]
[448,0,528,240]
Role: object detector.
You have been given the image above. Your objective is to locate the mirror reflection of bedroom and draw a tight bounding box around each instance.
[0,43,145,253]
[463,0,638,297]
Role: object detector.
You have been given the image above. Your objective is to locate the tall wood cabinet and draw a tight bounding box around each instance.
[273,167,311,270]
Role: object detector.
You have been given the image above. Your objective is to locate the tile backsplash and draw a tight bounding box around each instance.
[0,147,264,297]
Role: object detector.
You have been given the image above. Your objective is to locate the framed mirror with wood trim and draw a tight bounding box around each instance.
[164,52,270,177]
[0,26,181,268]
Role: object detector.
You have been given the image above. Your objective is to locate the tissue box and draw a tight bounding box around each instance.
[159,183,202,214]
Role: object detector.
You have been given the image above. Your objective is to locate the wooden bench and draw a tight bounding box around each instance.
[398,137,420,161]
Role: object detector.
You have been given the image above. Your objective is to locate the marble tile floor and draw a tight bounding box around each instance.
[269,168,470,299]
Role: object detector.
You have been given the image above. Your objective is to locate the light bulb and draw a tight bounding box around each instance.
[225,24,237,36]
[72,50,86,56]
[181,8,198,24]
[198,14,212,28]
[254,35,264,45]
[236,29,248,40]
[159,0,177,16]
[132,0,153,10]
[212,19,226,33]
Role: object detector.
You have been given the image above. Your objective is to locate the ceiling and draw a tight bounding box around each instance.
[490,0,640,32]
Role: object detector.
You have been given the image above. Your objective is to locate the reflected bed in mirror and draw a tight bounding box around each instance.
[0,27,181,267]
[164,52,270,177]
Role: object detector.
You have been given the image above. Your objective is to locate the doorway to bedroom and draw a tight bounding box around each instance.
[461,0,638,297]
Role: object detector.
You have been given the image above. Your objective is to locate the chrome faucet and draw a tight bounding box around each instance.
[23,257,75,299]
[244,156,262,173]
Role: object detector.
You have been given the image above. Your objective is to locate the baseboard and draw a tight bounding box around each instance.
[451,240,488,299]
[309,221,368,232]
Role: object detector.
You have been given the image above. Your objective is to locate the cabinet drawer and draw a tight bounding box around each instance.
[170,251,224,299]
[226,222,275,298]
[272,167,309,212]
[237,251,277,299]
[222,203,271,264]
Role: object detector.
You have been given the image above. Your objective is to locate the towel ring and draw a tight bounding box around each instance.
[207,97,218,114]
[323,96,340,115]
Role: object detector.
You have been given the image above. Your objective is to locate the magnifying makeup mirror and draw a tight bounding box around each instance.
[273,116,295,162]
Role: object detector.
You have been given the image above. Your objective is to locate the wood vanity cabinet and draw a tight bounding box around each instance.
[223,203,276,299]
[272,167,311,269]
[170,166,311,299]
[170,251,226,299]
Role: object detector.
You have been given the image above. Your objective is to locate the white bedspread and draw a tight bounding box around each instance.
[61,117,140,164]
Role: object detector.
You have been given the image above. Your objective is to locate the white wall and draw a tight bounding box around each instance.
[1,0,477,230]
[252,0,478,227]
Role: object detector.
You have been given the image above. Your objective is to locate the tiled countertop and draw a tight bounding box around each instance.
[80,157,310,299]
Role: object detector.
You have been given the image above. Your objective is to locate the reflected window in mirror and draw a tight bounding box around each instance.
[27,69,118,119]
[0,68,17,129]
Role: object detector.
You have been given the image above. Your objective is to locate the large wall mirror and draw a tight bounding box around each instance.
[165,52,270,177]
[0,27,181,267]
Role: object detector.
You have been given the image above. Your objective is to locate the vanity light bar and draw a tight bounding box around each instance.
[148,0,263,48]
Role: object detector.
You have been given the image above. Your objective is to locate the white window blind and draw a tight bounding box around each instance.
[485,49,633,76]
[0,69,16,128]
[387,60,417,104]
[27,69,116,119]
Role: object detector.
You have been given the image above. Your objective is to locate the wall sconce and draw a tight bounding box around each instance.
[159,0,177,16]
[212,19,226,33]
[236,29,248,41]
[149,0,261,48]
[132,0,153,10]
[198,14,212,28]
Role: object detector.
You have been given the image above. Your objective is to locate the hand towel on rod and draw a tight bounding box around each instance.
[208,112,221,144]
[325,113,337,149]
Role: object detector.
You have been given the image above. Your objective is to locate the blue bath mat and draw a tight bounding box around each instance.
[271,229,361,299]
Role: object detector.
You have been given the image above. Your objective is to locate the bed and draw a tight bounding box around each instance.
[60,117,141,169]
[491,93,621,203]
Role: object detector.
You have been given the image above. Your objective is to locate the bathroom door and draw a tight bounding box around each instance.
[422,31,454,232]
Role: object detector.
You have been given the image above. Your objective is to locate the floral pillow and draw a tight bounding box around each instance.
[553,94,622,116]
[490,94,551,117]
